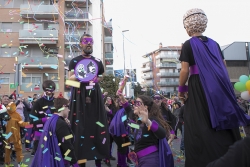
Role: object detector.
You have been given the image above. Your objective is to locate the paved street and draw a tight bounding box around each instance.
[8,134,185,167]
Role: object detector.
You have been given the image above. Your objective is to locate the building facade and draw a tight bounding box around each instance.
[141,44,181,95]
[221,42,250,94]
[103,20,114,75]
[0,0,104,97]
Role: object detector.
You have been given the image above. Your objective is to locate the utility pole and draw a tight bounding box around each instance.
[122,30,129,96]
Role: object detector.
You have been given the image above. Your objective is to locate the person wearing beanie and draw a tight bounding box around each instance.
[29,80,57,156]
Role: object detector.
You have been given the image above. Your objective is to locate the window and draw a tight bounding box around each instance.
[23,23,43,30]
[1,23,12,32]
[21,74,42,92]
[46,73,59,91]
[0,78,9,84]
[105,44,113,52]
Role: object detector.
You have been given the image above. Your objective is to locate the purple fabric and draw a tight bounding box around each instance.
[120,153,127,167]
[170,130,175,134]
[72,164,79,167]
[122,102,129,108]
[109,108,128,136]
[159,138,174,167]
[137,145,158,159]
[190,65,199,75]
[190,37,250,130]
[42,117,47,123]
[30,114,66,167]
[178,85,188,92]
[150,120,158,132]
[138,151,159,167]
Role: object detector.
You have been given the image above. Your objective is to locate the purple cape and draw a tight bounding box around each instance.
[30,114,65,167]
[159,138,174,167]
[190,37,250,130]
[109,108,128,136]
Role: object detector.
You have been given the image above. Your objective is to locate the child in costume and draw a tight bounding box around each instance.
[4,102,29,167]
[30,80,56,156]
[30,94,79,167]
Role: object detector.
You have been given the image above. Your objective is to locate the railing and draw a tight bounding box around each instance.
[156,54,179,59]
[19,30,58,38]
[20,4,58,14]
[142,75,153,79]
[64,34,81,42]
[143,82,153,87]
[156,63,176,68]
[18,57,58,65]
[141,67,151,72]
[65,0,92,3]
[104,37,112,43]
[157,81,179,86]
[65,11,92,20]
[105,53,113,59]
[157,73,179,77]
[21,83,42,92]
[105,70,113,75]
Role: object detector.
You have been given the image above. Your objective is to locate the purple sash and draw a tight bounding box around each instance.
[190,65,199,75]
[190,37,250,130]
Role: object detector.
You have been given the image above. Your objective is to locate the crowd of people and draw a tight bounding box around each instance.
[0,8,250,167]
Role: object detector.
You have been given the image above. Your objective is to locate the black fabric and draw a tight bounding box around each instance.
[179,105,184,124]
[206,137,250,167]
[68,55,104,75]
[124,105,166,153]
[30,97,56,132]
[113,135,130,154]
[160,104,176,131]
[184,75,241,167]
[56,116,77,165]
[179,36,224,66]
[68,55,109,160]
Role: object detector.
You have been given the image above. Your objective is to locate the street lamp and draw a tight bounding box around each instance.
[122,30,129,96]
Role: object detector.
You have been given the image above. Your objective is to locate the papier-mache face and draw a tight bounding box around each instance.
[7,102,16,113]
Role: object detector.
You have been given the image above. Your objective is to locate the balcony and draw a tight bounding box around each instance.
[18,57,58,69]
[105,53,113,59]
[157,81,179,86]
[141,67,152,72]
[65,0,92,3]
[142,74,153,80]
[142,81,153,87]
[65,11,92,24]
[156,54,179,59]
[156,63,176,68]
[19,30,58,44]
[20,4,58,19]
[64,34,82,44]
[105,70,113,75]
[104,37,113,43]
[157,73,179,77]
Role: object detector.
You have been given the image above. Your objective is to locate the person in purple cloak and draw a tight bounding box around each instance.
[178,8,250,167]
[116,93,174,167]
[30,94,78,167]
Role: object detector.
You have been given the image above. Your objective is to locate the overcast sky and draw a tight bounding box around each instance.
[103,0,250,82]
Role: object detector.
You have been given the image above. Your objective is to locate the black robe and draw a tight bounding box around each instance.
[68,55,110,160]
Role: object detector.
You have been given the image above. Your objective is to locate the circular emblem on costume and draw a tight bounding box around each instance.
[75,59,98,82]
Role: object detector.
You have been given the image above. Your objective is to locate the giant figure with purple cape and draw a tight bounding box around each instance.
[68,34,109,167]
[179,8,250,167]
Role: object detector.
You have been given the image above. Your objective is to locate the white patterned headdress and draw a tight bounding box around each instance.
[183,8,208,36]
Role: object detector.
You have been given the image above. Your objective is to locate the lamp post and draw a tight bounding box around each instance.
[122,30,129,96]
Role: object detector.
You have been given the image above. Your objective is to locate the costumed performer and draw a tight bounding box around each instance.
[68,33,109,167]
[179,8,250,167]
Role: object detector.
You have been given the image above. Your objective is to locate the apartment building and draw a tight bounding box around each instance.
[0,0,104,97]
[141,43,181,95]
[103,20,114,75]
